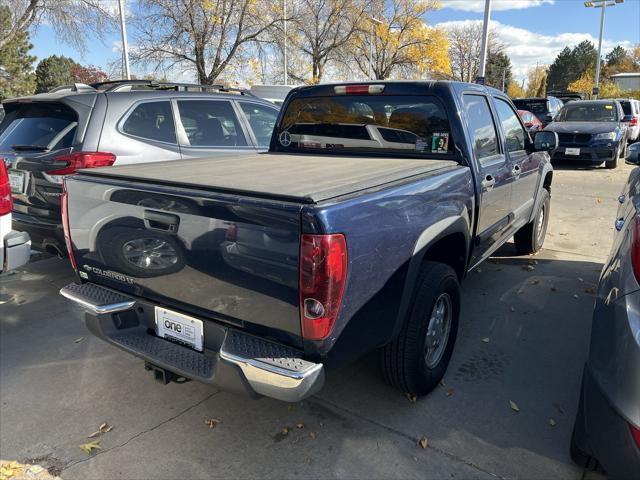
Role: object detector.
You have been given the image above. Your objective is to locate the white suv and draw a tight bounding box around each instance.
[1,160,30,272]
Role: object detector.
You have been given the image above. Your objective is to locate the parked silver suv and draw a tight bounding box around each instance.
[0,80,281,255]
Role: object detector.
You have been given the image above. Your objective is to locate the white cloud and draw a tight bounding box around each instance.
[437,19,632,82]
[442,0,555,12]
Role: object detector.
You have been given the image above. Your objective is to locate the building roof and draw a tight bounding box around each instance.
[610,73,640,78]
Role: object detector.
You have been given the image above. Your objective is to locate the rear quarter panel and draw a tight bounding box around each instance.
[303,165,474,364]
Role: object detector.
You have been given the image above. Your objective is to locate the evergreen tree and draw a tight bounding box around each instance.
[547,41,597,92]
[34,55,77,93]
[0,6,36,100]
[485,50,512,91]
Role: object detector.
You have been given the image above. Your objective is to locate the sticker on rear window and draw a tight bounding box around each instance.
[415,137,428,151]
[279,130,292,146]
[299,141,322,149]
[605,105,613,109]
[432,133,449,153]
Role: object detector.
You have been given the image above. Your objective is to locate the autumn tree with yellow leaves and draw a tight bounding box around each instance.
[346,0,450,80]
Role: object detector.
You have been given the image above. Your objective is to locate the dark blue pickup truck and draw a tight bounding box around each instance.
[60,81,557,402]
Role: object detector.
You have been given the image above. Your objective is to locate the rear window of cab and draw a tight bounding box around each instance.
[274,95,455,157]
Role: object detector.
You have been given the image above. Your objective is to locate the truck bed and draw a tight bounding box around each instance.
[83,153,457,203]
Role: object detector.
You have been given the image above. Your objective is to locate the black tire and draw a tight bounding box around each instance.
[570,387,605,474]
[606,145,622,169]
[514,188,550,255]
[381,262,460,396]
[97,228,186,278]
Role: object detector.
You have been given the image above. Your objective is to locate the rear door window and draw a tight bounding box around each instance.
[0,103,78,152]
[275,95,454,157]
[462,94,499,162]
[239,102,279,147]
[121,101,176,144]
[176,100,247,147]
[494,99,527,153]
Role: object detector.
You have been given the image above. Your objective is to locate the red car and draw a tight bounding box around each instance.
[518,110,544,134]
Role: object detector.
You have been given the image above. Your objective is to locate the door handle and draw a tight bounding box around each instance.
[481,175,495,190]
[511,164,522,177]
[144,210,180,233]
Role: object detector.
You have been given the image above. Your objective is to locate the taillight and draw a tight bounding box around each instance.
[299,234,348,340]
[48,152,116,176]
[631,422,640,449]
[61,183,77,271]
[0,160,12,216]
[631,116,638,127]
[333,84,385,95]
[632,217,640,284]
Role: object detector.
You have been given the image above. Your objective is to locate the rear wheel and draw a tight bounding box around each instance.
[381,262,460,396]
[514,188,550,255]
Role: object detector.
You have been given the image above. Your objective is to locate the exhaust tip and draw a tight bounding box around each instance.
[44,244,64,258]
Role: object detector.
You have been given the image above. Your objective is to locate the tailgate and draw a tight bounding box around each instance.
[65,175,303,340]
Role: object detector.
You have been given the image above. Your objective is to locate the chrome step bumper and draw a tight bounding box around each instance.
[59,282,324,402]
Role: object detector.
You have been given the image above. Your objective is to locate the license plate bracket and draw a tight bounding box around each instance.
[565,147,580,156]
[155,307,204,352]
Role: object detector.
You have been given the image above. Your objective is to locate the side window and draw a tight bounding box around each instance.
[462,94,499,162]
[176,100,247,147]
[239,102,279,147]
[121,101,176,143]
[495,99,527,153]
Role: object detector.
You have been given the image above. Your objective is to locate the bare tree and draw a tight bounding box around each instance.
[132,0,283,85]
[0,0,114,51]
[445,22,501,83]
[285,0,369,84]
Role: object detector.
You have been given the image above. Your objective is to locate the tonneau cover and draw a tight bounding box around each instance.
[82,153,457,203]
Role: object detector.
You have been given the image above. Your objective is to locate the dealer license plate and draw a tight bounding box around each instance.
[155,307,204,351]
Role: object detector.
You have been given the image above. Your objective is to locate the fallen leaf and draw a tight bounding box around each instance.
[281,426,289,435]
[406,393,417,403]
[296,423,304,429]
[523,265,535,272]
[476,268,482,273]
[510,307,516,312]
[87,430,100,438]
[439,379,446,387]
[550,287,557,292]
[481,337,490,343]
[204,417,222,429]
[79,440,101,454]
[509,400,520,412]
[531,280,540,285]
[309,431,317,440]
[573,294,579,299]
[418,437,429,449]
[99,422,108,432]
[578,277,584,282]
[584,287,595,294]
[596,198,602,204]
[29,465,44,474]
[549,418,557,427]
[74,337,84,343]
[445,388,454,397]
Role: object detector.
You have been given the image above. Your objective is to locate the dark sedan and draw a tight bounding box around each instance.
[545,100,631,169]
[571,142,640,479]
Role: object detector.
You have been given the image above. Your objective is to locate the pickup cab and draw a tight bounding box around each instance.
[60,82,557,402]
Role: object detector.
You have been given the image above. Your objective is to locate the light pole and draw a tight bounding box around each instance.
[369,17,383,80]
[118,0,130,80]
[476,0,492,85]
[584,0,624,99]
[283,0,287,85]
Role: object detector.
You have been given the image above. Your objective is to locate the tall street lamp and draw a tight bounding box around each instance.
[118,0,131,80]
[476,0,492,85]
[283,0,288,85]
[369,17,383,80]
[584,0,624,99]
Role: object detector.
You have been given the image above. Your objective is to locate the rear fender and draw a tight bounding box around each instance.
[529,162,553,224]
[390,214,471,341]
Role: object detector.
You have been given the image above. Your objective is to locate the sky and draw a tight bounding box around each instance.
[28,0,640,85]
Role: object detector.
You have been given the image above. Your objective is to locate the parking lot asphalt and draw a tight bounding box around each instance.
[0,162,632,480]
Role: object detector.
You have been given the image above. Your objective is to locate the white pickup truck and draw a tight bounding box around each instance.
[1,161,30,272]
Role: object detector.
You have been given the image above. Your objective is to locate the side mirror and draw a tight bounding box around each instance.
[626,142,640,165]
[622,114,634,123]
[545,113,554,123]
[534,131,558,153]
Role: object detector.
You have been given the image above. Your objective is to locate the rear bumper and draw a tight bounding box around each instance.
[573,365,640,479]
[12,211,65,254]
[2,230,31,272]
[60,282,324,402]
[552,145,617,163]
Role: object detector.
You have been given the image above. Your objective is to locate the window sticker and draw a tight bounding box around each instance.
[605,105,613,110]
[279,130,292,146]
[432,132,449,153]
[415,137,428,151]
[299,141,322,149]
